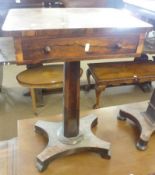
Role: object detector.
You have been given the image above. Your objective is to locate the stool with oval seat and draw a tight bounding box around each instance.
[16,64,83,115]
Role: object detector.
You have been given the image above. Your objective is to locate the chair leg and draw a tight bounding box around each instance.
[30,88,37,115]
[93,85,106,109]
[35,89,44,107]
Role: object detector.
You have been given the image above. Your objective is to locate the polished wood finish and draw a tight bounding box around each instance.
[2,8,151,65]
[16,64,63,114]
[87,61,155,109]
[35,115,110,171]
[64,62,80,137]
[16,102,155,175]
[118,90,155,150]
[20,34,143,64]
[17,64,64,88]
[2,8,152,170]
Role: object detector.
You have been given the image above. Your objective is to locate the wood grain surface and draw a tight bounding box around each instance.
[16,101,155,175]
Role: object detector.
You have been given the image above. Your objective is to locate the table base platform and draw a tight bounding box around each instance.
[117,108,155,151]
[35,115,111,172]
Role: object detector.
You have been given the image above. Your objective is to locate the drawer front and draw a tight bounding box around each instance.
[21,35,140,63]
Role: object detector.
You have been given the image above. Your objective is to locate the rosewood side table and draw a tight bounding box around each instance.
[2,8,152,171]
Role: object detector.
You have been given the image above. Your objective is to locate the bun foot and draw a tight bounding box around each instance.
[117,114,126,121]
[136,139,148,151]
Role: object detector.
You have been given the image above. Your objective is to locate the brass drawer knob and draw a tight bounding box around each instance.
[44,46,51,54]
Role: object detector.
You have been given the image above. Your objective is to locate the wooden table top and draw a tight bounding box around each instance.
[2,8,152,34]
[16,101,155,175]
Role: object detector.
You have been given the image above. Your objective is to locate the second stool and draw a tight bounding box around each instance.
[17,64,83,115]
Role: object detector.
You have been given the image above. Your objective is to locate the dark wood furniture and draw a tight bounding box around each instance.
[2,8,152,171]
[15,102,155,175]
[118,90,155,150]
[114,0,155,151]
[86,61,155,109]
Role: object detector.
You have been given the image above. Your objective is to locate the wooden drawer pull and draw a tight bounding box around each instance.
[44,46,52,54]
[133,75,139,82]
[112,43,122,50]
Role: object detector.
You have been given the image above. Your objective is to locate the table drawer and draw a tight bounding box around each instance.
[21,35,140,63]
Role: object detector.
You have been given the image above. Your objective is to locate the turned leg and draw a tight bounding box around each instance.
[93,85,106,109]
[85,68,92,91]
[35,89,44,107]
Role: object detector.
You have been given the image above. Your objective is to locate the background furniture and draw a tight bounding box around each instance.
[86,61,155,109]
[118,90,155,150]
[16,64,83,114]
[112,0,155,151]
[17,64,64,115]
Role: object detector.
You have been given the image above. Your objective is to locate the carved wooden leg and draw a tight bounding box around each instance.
[93,85,106,109]
[85,68,92,91]
[26,64,44,107]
